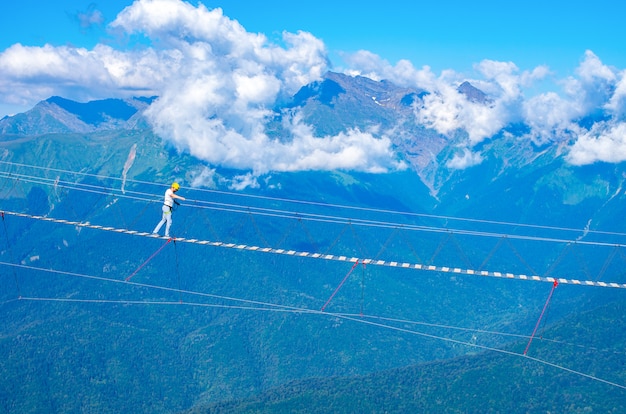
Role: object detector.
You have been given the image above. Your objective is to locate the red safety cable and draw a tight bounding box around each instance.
[125,238,173,282]
[524,279,558,355]
[321,259,359,312]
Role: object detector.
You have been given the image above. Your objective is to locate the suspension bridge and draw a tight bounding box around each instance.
[2,160,626,391]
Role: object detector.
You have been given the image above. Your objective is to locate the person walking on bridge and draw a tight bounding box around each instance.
[153,182,185,238]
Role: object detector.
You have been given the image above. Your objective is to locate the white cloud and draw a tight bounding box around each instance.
[474,60,522,98]
[229,173,260,191]
[576,50,616,85]
[147,103,406,174]
[340,50,626,165]
[447,148,484,169]
[519,51,626,155]
[522,92,580,143]
[276,116,407,173]
[108,0,399,177]
[110,1,328,94]
[2,0,405,178]
[605,69,626,117]
[559,50,616,116]
[566,122,626,165]
[3,0,626,175]
[10,45,88,81]
[0,42,168,106]
[342,54,544,145]
[189,165,217,188]
[413,71,516,145]
[341,50,440,90]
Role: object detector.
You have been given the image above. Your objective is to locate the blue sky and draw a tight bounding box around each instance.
[1,0,626,175]
[220,0,626,76]
[3,0,625,76]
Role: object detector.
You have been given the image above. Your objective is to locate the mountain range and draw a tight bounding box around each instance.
[1,71,625,413]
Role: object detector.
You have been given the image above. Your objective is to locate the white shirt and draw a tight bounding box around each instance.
[164,188,175,207]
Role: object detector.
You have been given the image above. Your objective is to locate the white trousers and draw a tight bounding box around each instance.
[153,205,172,236]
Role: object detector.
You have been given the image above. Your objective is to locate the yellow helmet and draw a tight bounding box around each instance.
[172,182,180,190]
